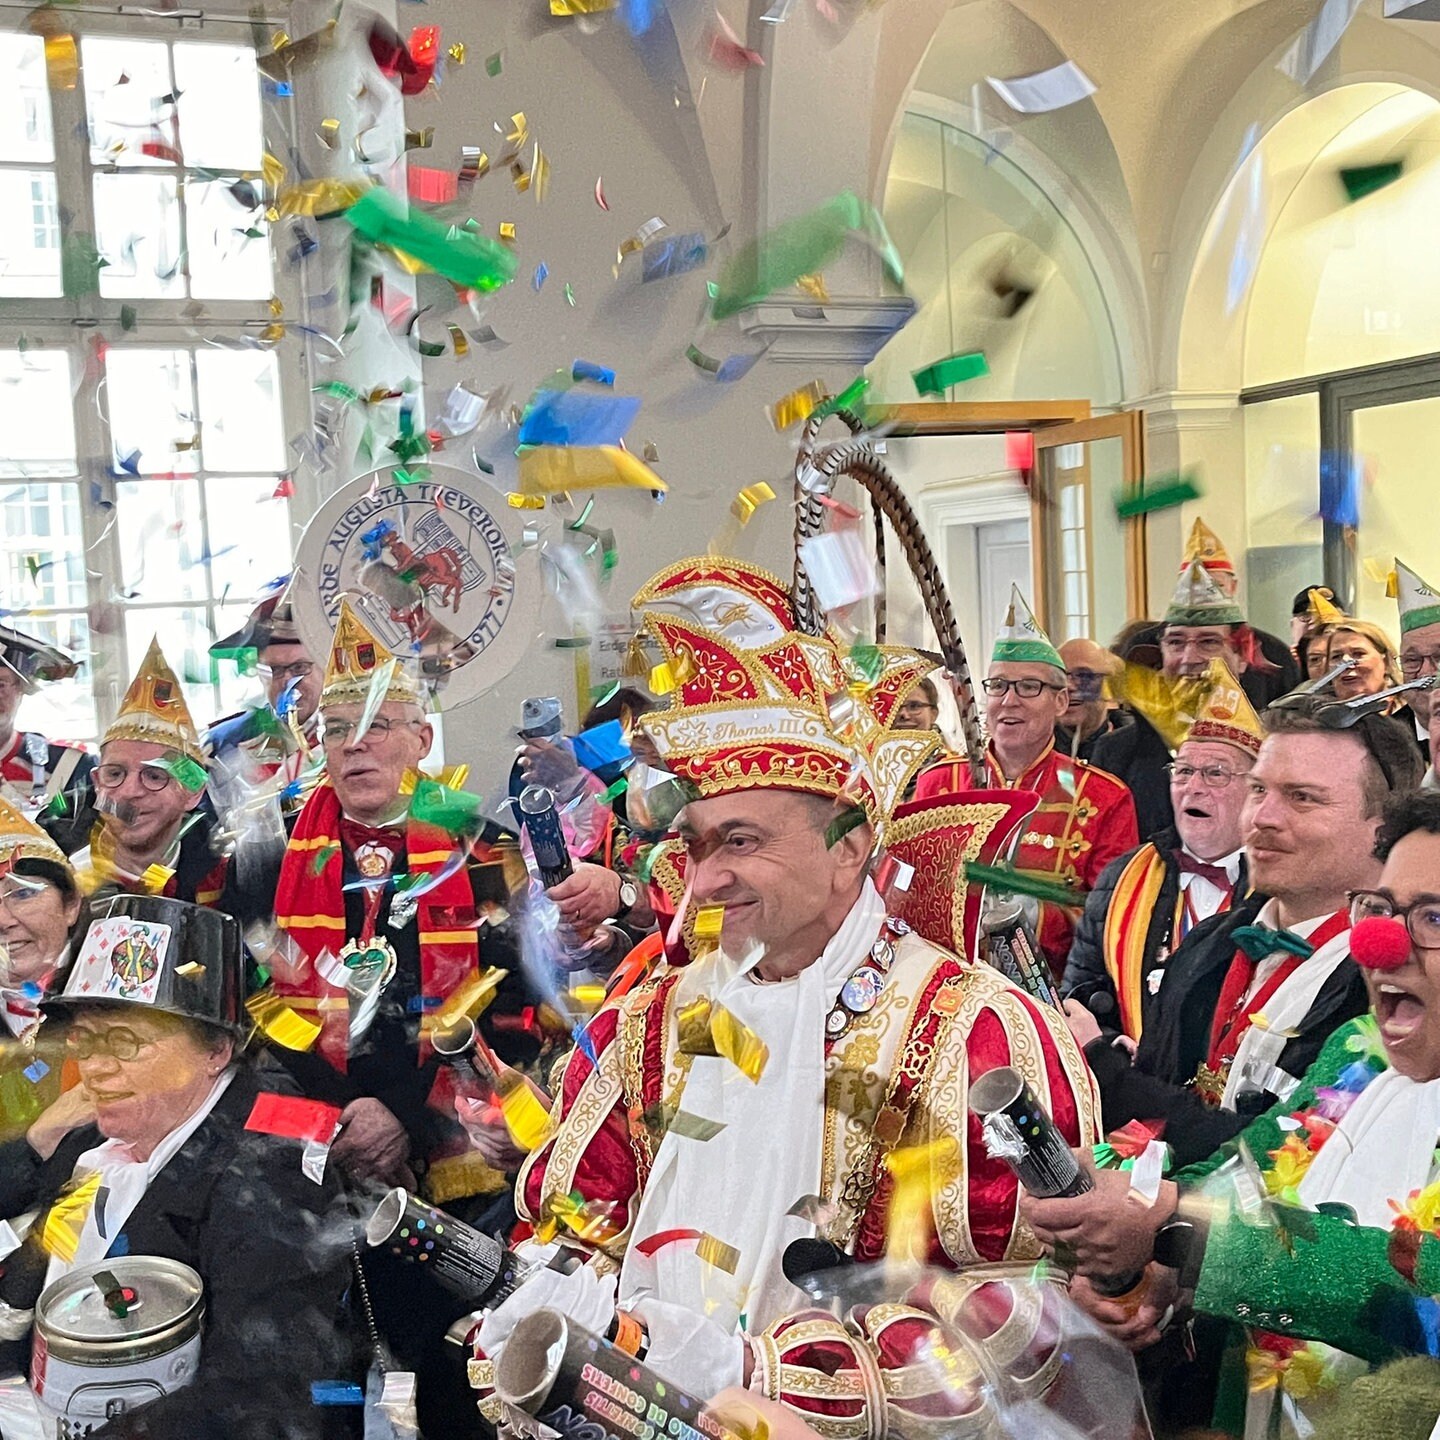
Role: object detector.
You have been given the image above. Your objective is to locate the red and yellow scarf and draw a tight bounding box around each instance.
[272,777,482,1071]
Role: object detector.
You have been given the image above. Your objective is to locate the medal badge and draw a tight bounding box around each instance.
[339,935,399,995]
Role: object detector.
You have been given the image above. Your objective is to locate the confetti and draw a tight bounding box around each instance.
[312,1383,365,1407]
[564,282,576,307]
[823,805,867,849]
[616,215,667,270]
[811,374,869,422]
[962,860,1080,908]
[912,350,989,396]
[883,1136,960,1261]
[642,232,708,283]
[517,445,666,496]
[1114,471,1204,519]
[1005,431,1035,471]
[485,51,503,76]
[1279,0,1361,84]
[499,1081,553,1151]
[1340,161,1403,202]
[405,127,435,150]
[551,0,616,11]
[520,389,641,447]
[572,359,616,386]
[43,33,79,90]
[246,1094,342,1143]
[707,11,764,70]
[595,177,610,210]
[318,118,340,149]
[987,61,1096,114]
[533,261,549,291]
[768,379,826,431]
[42,1175,101,1262]
[796,272,829,303]
[277,179,367,217]
[245,987,323,1051]
[344,188,517,291]
[729,482,776,526]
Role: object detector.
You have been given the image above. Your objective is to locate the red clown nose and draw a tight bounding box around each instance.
[1350,915,1412,971]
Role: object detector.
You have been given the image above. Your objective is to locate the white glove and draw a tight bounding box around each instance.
[630,1297,745,1400]
[477,1264,618,1362]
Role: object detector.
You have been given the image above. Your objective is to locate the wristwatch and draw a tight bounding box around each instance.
[1152,1218,1202,1290]
[614,876,639,921]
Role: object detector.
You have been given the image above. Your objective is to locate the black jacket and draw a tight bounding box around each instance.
[1053,711,1132,767]
[1082,897,1370,1168]
[0,1066,358,1439]
[1089,715,1175,842]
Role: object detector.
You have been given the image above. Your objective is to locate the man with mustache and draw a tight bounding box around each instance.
[1063,665,1260,1044]
[1023,789,1440,1436]
[1067,694,1422,1169]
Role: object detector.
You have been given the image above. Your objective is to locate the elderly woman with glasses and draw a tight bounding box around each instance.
[1324,619,1430,766]
[0,896,356,1440]
[0,799,82,1144]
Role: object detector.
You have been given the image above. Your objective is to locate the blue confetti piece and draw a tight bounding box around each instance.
[311,1382,365,1406]
[532,262,549,292]
[518,389,641,448]
[406,995,443,1013]
[715,352,763,384]
[572,360,615,386]
[23,1059,48,1084]
[20,981,41,1001]
[641,232,707,284]
[571,720,632,772]
[108,1232,129,1257]
[619,0,658,33]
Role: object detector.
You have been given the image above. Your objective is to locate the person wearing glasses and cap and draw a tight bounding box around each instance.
[1062,664,1260,1046]
[0,797,83,1142]
[0,623,93,813]
[44,640,228,914]
[1022,791,1440,1439]
[0,896,356,1440]
[917,585,1140,980]
[1066,691,1423,1172]
[1395,558,1440,767]
[206,576,323,796]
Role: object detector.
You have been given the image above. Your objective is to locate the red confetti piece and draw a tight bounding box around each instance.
[272,475,295,499]
[244,1093,342,1144]
[1005,431,1035,472]
[595,177,609,211]
[408,166,458,205]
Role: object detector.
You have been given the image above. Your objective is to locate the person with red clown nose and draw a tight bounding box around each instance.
[1023,790,1440,1437]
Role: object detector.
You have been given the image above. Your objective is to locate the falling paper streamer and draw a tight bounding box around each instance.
[616,216,668,271]
[344,188,517,292]
[1279,0,1362,83]
[595,177,610,211]
[797,529,882,613]
[642,233,708,283]
[245,987,324,1051]
[912,351,989,396]
[520,389,641,447]
[731,482,776,525]
[518,446,667,496]
[41,1174,101,1263]
[1340,161,1403,202]
[986,61,1096,115]
[768,379,826,431]
[883,1135,960,1262]
[707,11,765,70]
[1114,470,1203,519]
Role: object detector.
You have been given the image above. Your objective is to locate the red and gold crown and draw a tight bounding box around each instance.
[103,636,206,765]
[632,557,939,824]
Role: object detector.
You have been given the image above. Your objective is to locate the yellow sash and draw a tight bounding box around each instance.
[1101,845,1168,1041]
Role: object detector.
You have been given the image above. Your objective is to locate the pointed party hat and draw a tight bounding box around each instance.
[0,792,71,875]
[1395,558,1440,636]
[991,585,1064,669]
[103,637,206,765]
[1184,659,1264,758]
[1181,518,1235,580]
[319,597,423,709]
[1306,586,1345,628]
[1164,560,1243,627]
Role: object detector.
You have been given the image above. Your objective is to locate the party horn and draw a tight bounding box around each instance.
[366,1189,529,1307]
[494,1310,746,1440]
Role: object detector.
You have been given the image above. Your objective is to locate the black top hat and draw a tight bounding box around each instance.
[44,895,243,1033]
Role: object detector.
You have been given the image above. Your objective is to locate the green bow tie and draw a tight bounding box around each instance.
[1232,925,1314,963]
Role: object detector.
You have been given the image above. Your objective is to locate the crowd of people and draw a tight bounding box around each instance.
[3,518,1440,1438]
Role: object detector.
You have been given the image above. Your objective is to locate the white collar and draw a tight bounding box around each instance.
[1179,845,1243,883]
[1251,898,1342,940]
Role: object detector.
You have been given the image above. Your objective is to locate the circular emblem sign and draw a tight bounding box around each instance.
[293,465,541,709]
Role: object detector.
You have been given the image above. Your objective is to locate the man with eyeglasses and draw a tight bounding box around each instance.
[1067,694,1423,1171]
[1397,557,1440,767]
[1063,665,1260,1045]
[1022,790,1440,1438]
[206,578,322,801]
[0,623,93,813]
[1055,637,1129,763]
[918,587,1138,979]
[46,639,228,912]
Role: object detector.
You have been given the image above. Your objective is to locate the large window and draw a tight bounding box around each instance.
[0,20,305,744]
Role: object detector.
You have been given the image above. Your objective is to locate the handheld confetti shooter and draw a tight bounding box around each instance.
[518,784,573,889]
[979,895,1062,1008]
[494,1310,746,1440]
[969,1067,1145,1302]
[366,1189,530,1307]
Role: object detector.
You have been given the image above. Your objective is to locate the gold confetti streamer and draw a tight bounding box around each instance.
[883,1136,960,1262]
[245,987,322,1052]
[276,179,366,217]
[796,273,829,303]
[43,34,78,91]
[42,1174,100,1262]
[498,221,516,243]
[261,152,286,190]
[768,379,826,432]
[447,42,466,64]
[517,445,666,496]
[507,492,546,510]
[405,127,434,151]
[731,482,776,525]
[499,1082,553,1151]
[693,905,725,940]
[318,118,340,149]
[711,1005,768,1082]
[447,324,469,356]
[695,1233,741,1273]
[431,966,509,1033]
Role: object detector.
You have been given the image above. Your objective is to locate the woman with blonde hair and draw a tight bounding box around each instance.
[1325,618,1427,760]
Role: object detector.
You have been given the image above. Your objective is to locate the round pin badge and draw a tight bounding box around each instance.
[840,966,884,1014]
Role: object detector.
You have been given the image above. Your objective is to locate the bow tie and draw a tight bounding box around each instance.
[339,818,405,852]
[1232,925,1314,962]
[1175,852,1233,889]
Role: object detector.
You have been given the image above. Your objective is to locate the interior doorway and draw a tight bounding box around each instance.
[975,518,1031,647]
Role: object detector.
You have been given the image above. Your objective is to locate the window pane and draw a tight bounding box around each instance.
[0,35,55,163]
[0,352,76,478]
[0,170,62,298]
[0,482,86,608]
[94,173,185,298]
[105,349,200,477]
[5,613,97,746]
[174,43,262,171]
[122,608,220,724]
[185,179,272,299]
[116,479,207,603]
[195,351,285,471]
[82,37,176,168]
[205,478,293,601]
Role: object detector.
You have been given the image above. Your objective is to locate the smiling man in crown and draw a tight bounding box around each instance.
[469,556,1101,1431]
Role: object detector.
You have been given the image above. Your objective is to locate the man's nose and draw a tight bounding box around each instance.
[688,849,735,902]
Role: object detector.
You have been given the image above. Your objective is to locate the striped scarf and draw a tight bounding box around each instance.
[272,777,480,1071]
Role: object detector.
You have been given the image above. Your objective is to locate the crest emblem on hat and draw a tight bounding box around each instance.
[153,680,173,708]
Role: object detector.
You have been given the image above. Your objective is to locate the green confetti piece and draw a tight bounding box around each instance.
[485,51,503,76]
[598,776,628,805]
[564,283,576,307]
[409,777,482,835]
[963,860,1079,909]
[343,187,518,292]
[668,1110,726,1141]
[911,351,989,397]
[312,842,340,876]
[314,382,359,401]
[1340,161,1402,203]
[711,190,901,321]
[553,636,591,649]
[813,374,870,423]
[823,805,868,850]
[119,305,137,332]
[1113,471,1203,519]
[416,339,445,358]
[847,643,884,685]
[61,232,107,299]
[685,344,722,374]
